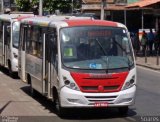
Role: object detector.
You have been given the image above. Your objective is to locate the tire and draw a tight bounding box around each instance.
[53,92,66,117]
[8,61,14,78]
[27,74,34,96]
[118,106,129,116]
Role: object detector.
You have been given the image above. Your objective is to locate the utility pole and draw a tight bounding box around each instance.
[72,0,74,14]
[1,0,4,13]
[39,0,43,16]
[101,0,106,20]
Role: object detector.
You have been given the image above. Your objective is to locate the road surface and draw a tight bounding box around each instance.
[0,66,160,122]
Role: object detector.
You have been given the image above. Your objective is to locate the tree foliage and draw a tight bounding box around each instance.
[15,0,31,11]
[15,0,81,14]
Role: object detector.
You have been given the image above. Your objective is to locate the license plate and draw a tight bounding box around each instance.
[94,102,108,107]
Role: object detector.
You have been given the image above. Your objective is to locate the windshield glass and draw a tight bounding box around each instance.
[60,26,134,70]
[12,22,20,48]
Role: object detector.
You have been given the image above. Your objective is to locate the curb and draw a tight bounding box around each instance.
[136,63,160,70]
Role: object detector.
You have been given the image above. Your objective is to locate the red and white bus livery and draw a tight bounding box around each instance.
[19,16,136,116]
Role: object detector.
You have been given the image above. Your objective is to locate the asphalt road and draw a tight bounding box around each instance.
[0,66,160,122]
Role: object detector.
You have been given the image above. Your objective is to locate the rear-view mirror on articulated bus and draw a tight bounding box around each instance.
[18,16,137,117]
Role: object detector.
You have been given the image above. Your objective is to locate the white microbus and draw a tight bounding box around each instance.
[19,16,136,116]
[0,14,33,76]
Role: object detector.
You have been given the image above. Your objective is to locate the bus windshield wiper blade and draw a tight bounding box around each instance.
[95,39,107,56]
[95,39,109,73]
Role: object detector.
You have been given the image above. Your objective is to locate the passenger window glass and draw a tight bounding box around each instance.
[5,23,11,46]
[26,26,46,58]
[12,22,20,48]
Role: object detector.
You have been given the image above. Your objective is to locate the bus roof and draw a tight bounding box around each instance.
[0,14,34,22]
[64,20,117,27]
[20,16,126,29]
[21,16,55,26]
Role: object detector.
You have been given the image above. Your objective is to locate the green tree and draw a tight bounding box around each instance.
[15,0,31,11]
[15,0,81,14]
[43,0,71,14]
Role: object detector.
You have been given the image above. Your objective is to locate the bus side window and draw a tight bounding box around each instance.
[19,24,23,50]
[19,24,27,51]
[5,25,11,46]
[50,29,58,69]
[26,25,32,54]
[37,27,47,58]
[23,26,28,51]
[28,26,39,57]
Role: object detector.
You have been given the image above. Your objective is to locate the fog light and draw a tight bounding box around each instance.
[13,53,18,59]
[67,98,84,104]
[67,98,79,103]
[117,98,133,104]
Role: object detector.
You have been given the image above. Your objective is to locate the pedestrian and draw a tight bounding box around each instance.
[147,29,155,55]
[141,31,148,56]
[130,32,135,49]
[154,29,160,54]
[134,32,141,55]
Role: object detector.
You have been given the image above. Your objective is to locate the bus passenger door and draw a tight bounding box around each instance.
[18,25,27,82]
[43,32,57,98]
[4,25,11,67]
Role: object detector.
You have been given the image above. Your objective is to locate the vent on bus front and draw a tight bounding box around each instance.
[104,86,119,90]
[81,86,98,90]
[85,95,117,104]
[81,85,120,92]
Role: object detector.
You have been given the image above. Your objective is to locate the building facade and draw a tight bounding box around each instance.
[81,0,160,32]
[0,0,17,13]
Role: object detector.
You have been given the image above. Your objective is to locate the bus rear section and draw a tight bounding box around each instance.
[0,14,33,77]
[20,18,136,116]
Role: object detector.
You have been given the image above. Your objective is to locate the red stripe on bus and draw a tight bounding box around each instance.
[70,72,128,93]
[17,16,34,21]
[65,20,118,27]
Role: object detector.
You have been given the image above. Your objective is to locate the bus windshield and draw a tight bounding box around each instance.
[12,21,20,48]
[60,26,134,70]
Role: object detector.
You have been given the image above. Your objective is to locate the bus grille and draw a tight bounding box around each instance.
[85,96,117,104]
[81,85,120,92]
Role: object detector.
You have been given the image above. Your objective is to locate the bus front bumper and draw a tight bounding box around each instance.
[60,85,136,108]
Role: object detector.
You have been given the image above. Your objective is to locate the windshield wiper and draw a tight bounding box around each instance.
[94,39,109,73]
[95,39,107,56]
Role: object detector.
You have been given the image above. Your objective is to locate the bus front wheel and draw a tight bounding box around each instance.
[27,74,34,96]
[53,90,66,117]
[8,61,14,77]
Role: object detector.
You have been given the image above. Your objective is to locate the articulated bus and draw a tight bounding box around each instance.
[19,16,136,116]
[0,14,33,76]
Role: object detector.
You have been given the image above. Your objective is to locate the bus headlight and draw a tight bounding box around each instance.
[63,76,80,91]
[13,53,18,59]
[122,75,135,90]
